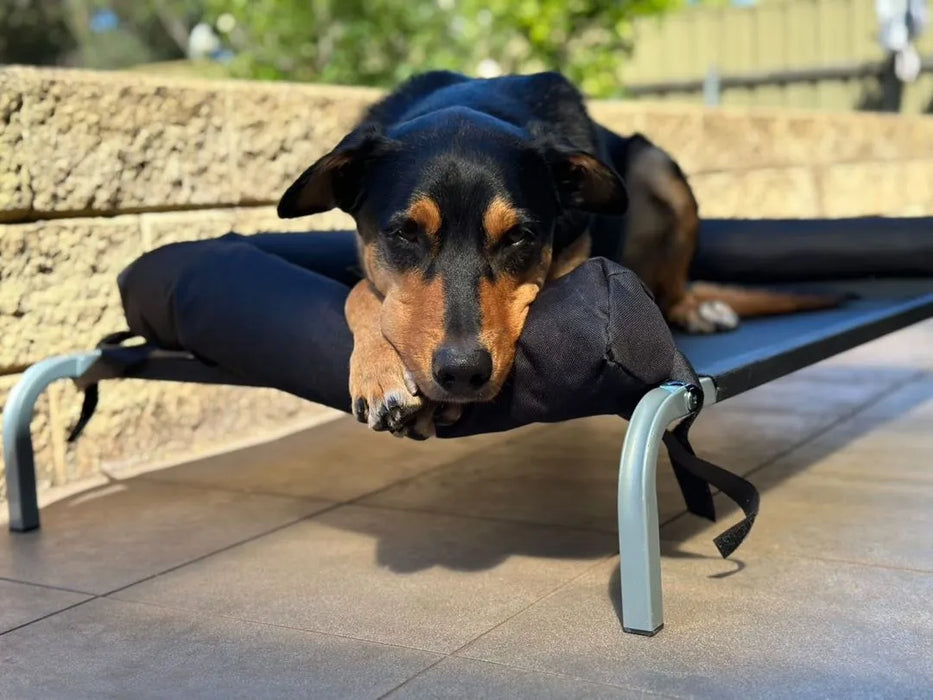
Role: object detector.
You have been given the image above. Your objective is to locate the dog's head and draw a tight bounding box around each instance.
[278,107,627,403]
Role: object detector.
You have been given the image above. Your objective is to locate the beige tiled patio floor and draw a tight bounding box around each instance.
[2,321,932,698]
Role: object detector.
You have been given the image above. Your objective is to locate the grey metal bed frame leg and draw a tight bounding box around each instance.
[3,352,101,532]
[617,377,716,636]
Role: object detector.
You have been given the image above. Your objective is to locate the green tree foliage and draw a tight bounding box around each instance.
[202,0,684,96]
[0,1,75,66]
[0,0,203,69]
[1,1,685,97]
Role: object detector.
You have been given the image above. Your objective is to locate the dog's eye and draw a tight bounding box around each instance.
[503,226,533,247]
[388,219,421,243]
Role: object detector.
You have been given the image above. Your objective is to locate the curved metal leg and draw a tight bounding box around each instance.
[3,352,100,531]
[618,377,716,635]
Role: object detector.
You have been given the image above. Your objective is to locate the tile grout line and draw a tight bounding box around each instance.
[0,576,96,596]
[660,368,929,529]
[3,425,578,639]
[398,653,686,700]
[101,506,343,598]
[129,472,342,503]
[0,507,343,636]
[376,554,621,700]
[96,595,448,658]
[104,514,616,663]
[766,551,933,576]
[98,429,559,601]
[737,368,929,479]
[344,424,555,507]
[0,596,101,638]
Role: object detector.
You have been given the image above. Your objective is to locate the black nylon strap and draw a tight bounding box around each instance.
[67,384,98,443]
[663,427,759,558]
[664,354,717,523]
[662,350,759,558]
[666,421,716,522]
[67,332,148,443]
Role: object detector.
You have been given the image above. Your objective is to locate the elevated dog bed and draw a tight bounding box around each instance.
[5,216,933,635]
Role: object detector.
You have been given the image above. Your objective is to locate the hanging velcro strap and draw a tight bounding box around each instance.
[663,350,760,559]
[666,411,717,522]
[67,331,149,443]
[67,385,98,443]
[663,423,760,558]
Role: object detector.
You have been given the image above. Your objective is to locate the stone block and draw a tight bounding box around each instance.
[0,69,32,220]
[0,216,141,372]
[820,159,933,218]
[225,81,380,204]
[586,100,648,136]
[693,111,785,172]
[139,207,355,252]
[689,167,820,218]
[231,206,355,235]
[140,209,238,251]
[46,378,338,487]
[591,102,706,173]
[11,67,233,217]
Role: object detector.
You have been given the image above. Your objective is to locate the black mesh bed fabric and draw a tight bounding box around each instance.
[102,216,933,558]
[676,278,933,400]
[116,217,933,411]
[681,216,933,399]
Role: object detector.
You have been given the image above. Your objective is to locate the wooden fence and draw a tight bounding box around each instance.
[623,0,933,112]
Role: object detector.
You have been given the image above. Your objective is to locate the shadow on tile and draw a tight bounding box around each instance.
[331,505,616,574]
[140,415,537,502]
[0,579,91,634]
[118,506,616,652]
[388,656,650,699]
[360,394,855,538]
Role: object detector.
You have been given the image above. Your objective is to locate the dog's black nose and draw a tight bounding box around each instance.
[432,343,493,395]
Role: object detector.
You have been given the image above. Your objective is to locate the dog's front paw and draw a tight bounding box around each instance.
[667,298,739,334]
[349,349,436,439]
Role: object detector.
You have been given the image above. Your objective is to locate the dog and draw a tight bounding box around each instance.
[277,70,837,438]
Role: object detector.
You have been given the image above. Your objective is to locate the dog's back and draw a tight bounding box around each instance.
[362,71,603,157]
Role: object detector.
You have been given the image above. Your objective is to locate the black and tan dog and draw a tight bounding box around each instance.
[278,71,835,438]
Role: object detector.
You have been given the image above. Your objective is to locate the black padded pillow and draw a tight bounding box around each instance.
[116,231,756,556]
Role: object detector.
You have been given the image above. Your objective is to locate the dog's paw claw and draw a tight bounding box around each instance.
[353,398,369,423]
[697,300,739,332]
[403,368,421,396]
[670,299,740,334]
[384,397,423,434]
[348,343,441,439]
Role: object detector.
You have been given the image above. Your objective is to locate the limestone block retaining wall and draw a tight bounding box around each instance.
[2,66,932,507]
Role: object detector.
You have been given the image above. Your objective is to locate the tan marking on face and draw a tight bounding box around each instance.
[477,254,550,397]
[547,231,591,280]
[380,272,445,392]
[406,195,443,238]
[361,241,395,296]
[483,196,521,244]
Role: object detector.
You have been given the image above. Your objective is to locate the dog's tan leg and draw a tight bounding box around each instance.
[346,280,438,439]
[621,140,739,334]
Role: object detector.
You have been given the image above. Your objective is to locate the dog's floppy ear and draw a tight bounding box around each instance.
[536,137,628,216]
[277,124,399,218]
